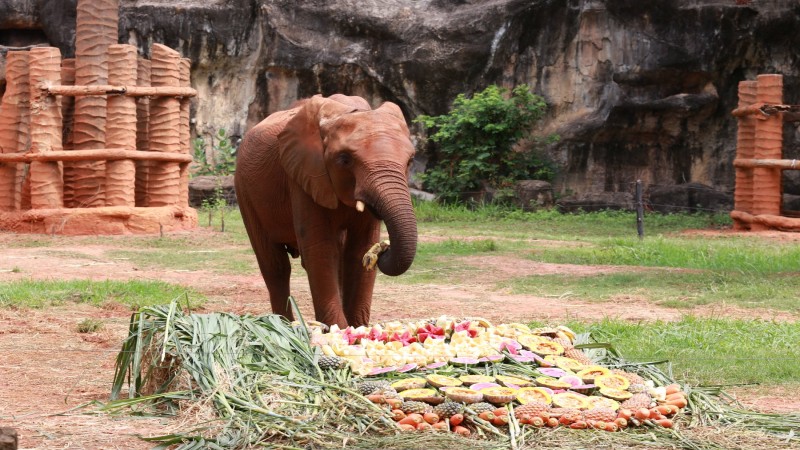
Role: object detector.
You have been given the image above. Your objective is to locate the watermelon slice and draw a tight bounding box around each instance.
[478,354,505,363]
[424,361,448,370]
[538,368,567,378]
[450,357,480,365]
[396,363,418,373]
[367,366,396,376]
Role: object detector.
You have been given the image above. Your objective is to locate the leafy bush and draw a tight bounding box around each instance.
[192,129,237,176]
[415,85,557,204]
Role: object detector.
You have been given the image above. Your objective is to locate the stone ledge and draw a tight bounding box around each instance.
[0,206,198,235]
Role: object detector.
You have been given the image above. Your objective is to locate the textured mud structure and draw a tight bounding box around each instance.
[731,74,800,231]
[0,0,197,235]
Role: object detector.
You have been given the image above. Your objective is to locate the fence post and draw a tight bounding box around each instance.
[179,57,192,207]
[135,57,151,206]
[147,43,182,206]
[105,44,138,206]
[0,51,30,211]
[28,47,64,209]
[751,74,783,230]
[70,0,118,207]
[732,80,757,230]
[635,179,644,239]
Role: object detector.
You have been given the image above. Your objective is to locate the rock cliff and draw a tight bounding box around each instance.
[2,0,799,199]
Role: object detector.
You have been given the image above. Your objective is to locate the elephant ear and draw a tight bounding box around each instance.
[376,101,410,131]
[278,95,356,209]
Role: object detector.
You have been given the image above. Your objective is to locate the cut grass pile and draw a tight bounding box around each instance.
[0,279,202,309]
[107,301,800,449]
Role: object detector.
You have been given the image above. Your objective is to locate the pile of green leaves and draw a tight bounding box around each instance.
[415,85,557,204]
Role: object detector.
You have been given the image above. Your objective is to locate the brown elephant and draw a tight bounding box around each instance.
[234,94,417,328]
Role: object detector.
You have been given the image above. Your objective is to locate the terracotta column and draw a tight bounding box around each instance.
[179,57,191,207]
[147,44,182,206]
[751,74,783,229]
[105,44,137,206]
[0,51,30,211]
[135,57,151,206]
[61,58,77,206]
[71,0,119,207]
[28,47,64,209]
[732,80,757,230]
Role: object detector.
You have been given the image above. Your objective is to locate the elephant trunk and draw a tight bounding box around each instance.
[364,166,417,276]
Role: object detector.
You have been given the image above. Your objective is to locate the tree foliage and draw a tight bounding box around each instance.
[415,85,556,204]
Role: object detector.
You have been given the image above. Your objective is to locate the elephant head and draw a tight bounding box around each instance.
[278,95,417,276]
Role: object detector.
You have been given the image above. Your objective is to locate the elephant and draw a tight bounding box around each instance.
[234,94,418,328]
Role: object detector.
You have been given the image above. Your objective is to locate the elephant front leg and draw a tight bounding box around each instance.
[300,237,349,328]
[342,221,381,326]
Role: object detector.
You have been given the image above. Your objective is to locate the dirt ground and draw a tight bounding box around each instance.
[0,228,798,449]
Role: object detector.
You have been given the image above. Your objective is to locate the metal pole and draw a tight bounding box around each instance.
[636,179,644,239]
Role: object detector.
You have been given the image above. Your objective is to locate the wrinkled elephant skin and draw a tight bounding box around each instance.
[235,94,418,328]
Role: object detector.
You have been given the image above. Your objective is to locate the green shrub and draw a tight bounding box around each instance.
[192,129,237,176]
[415,85,557,204]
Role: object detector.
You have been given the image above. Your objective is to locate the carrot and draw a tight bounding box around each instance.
[416,422,433,431]
[423,412,440,424]
[529,416,545,427]
[655,405,672,416]
[617,408,632,420]
[493,407,508,416]
[449,413,464,426]
[478,411,495,422]
[666,397,688,409]
[386,398,403,410]
[399,414,423,426]
[432,421,449,431]
[666,392,686,402]
[366,394,385,404]
[492,415,509,426]
[391,409,406,421]
[546,417,559,428]
[634,408,650,420]
[665,384,681,396]
[655,418,674,428]
[453,425,471,436]
[569,421,588,429]
[398,423,416,431]
[614,417,628,429]
[604,422,618,432]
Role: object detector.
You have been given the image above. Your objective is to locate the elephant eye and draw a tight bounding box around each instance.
[336,153,353,167]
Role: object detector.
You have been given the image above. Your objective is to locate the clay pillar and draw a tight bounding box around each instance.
[147,44,182,206]
[732,81,757,230]
[28,47,64,209]
[135,57,151,206]
[0,51,30,211]
[71,0,119,207]
[105,44,137,206]
[179,58,191,207]
[61,58,77,206]
[751,74,783,229]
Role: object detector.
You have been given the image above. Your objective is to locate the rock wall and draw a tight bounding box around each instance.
[2,0,799,198]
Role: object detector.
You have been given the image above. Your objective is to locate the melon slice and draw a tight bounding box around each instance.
[459,374,495,386]
[530,340,565,357]
[480,386,516,404]
[495,375,533,388]
[594,373,631,391]
[517,334,548,349]
[576,366,611,384]
[552,392,591,410]
[516,386,553,405]
[426,374,463,388]
[535,376,572,390]
[549,356,585,372]
[587,395,620,411]
[599,387,633,401]
[390,377,427,392]
[444,387,483,404]
[400,388,445,404]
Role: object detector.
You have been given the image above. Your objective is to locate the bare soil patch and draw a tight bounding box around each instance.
[1,229,798,449]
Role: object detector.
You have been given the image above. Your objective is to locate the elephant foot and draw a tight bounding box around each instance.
[362,240,390,271]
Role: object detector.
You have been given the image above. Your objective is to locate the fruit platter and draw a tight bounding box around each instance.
[308,316,689,435]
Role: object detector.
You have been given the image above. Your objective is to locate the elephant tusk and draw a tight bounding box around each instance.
[356,201,365,212]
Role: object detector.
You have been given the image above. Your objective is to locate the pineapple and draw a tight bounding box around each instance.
[514,401,550,420]
[433,401,464,419]
[563,347,593,366]
[583,407,617,423]
[621,392,652,410]
[401,400,431,415]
